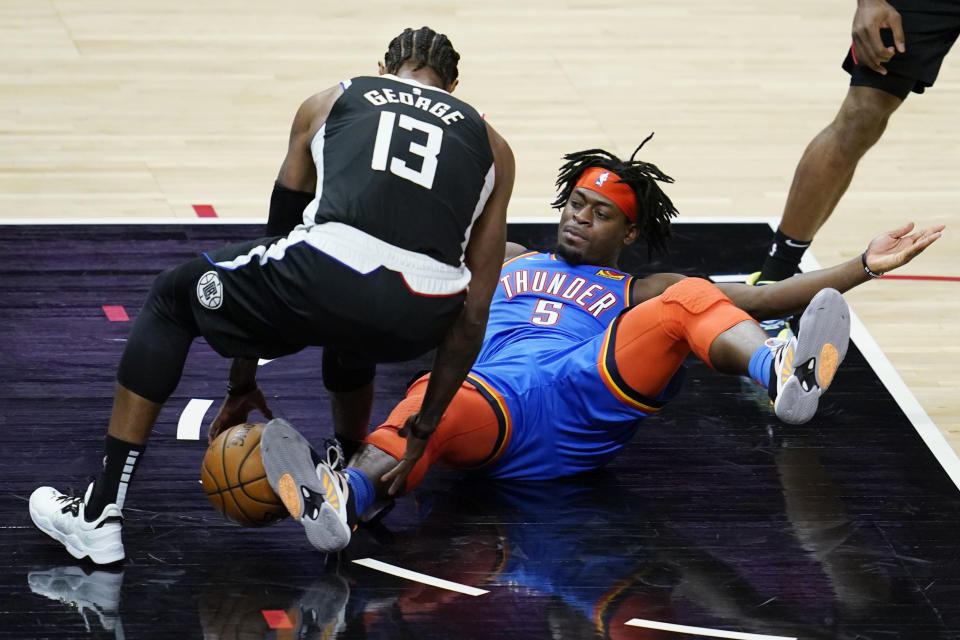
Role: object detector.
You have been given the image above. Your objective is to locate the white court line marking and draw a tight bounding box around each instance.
[625,618,795,640]
[797,253,960,493]
[258,358,273,365]
[352,558,488,596]
[847,304,960,490]
[176,398,213,441]
[709,274,750,283]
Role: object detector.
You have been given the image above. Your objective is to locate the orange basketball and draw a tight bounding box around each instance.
[201,422,288,527]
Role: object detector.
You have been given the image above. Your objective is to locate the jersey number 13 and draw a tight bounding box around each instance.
[371,111,443,190]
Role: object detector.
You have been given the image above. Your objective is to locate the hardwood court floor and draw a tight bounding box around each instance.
[2,222,959,640]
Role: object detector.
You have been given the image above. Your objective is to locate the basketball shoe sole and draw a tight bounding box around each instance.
[260,419,352,554]
[772,287,849,425]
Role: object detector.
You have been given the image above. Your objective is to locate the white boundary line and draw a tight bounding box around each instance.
[352,558,489,596]
[625,618,796,640]
[176,398,213,441]
[799,253,960,492]
[7,216,957,489]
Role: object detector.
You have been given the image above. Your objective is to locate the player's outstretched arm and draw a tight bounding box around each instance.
[381,123,516,495]
[719,222,944,320]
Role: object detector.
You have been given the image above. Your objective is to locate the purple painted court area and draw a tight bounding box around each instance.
[1,222,959,640]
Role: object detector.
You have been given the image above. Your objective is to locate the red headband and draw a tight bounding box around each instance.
[574,167,637,222]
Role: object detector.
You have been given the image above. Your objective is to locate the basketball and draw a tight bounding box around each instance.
[201,422,288,527]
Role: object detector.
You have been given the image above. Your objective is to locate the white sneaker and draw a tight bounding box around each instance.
[29,483,125,565]
[770,288,850,425]
[261,419,353,554]
[28,565,124,635]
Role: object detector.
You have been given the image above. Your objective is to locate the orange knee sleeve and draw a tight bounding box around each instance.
[363,375,501,494]
[658,278,752,363]
[613,278,752,396]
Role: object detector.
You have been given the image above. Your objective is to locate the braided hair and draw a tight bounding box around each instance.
[552,134,678,257]
[384,27,460,88]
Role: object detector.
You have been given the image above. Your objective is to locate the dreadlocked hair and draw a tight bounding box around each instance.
[384,27,460,88]
[551,134,678,257]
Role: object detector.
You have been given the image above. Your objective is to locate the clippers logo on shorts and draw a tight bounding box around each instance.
[197,270,223,310]
[595,171,610,187]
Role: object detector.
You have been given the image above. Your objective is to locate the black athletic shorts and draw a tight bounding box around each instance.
[172,235,465,363]
[843,2,960,99]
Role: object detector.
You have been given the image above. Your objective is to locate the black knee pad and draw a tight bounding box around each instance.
[116,266,199,403]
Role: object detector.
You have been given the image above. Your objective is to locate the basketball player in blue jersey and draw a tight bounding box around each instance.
[257,139,944,556]
[29,26,516,565]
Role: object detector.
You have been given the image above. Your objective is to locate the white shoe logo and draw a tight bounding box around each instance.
[197,271,223,310]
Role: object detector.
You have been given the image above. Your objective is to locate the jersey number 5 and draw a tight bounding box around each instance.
[531,300,564,326]
[371,111,443,189]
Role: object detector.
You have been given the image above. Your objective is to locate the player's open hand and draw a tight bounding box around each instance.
[852,0,906,74]
[206,387,275,444]
[863,222,945,275]
[380,413,435,496]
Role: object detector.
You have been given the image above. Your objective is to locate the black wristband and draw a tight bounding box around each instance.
[227,381,258,396]
[861,252,883,279]
[406,417,435,440]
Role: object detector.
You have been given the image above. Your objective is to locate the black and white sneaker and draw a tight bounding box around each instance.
[29,483,124,565]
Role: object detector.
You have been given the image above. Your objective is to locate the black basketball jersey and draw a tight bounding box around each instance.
[309,75,495,268]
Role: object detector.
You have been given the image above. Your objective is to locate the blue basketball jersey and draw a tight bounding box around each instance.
[468,252,683,480]
[477,252,633,361]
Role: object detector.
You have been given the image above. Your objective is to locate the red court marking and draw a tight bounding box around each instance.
[261,610,293,629]
[101,305,129,322]
[192,204,218,218]
[880,275,960,282]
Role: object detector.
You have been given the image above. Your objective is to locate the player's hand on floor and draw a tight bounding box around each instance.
[863,222,946,275]
[206,387,275,444]
[852,0,905,74]
[381,413,435,496]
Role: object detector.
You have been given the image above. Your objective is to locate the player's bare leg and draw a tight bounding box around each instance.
[760,87,902,282]
[107,384,161,445]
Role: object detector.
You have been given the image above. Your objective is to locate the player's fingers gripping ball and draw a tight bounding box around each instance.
[201,422,288,527]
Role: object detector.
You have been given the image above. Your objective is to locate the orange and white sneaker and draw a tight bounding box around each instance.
[261,419,353,554]
[769,288,850,425]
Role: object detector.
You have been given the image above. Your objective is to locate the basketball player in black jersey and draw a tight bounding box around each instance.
[29,26,516,565]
